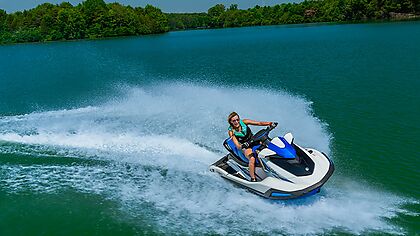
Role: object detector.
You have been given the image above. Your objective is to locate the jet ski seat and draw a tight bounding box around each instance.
[223,138,262,167]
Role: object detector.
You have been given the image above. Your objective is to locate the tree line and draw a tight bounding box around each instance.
[168,0,419,30]
[0,0,168,43]
[0,0,418,44]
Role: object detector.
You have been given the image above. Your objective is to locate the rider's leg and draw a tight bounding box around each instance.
[244,148,256,180]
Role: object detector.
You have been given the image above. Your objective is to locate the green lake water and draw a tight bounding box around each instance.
[0,21,419,235]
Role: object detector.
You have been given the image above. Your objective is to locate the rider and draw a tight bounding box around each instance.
[227,112,273,182]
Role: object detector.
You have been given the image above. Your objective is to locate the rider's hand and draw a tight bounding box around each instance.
[241,142,250,149]
[270,122,278,128]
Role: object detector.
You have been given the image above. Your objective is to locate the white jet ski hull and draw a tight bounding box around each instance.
[209,133,334,199]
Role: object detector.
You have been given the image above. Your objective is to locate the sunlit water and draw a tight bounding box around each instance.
[1,22,419,235]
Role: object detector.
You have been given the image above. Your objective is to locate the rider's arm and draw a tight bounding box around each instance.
[228,130,242,149]
[243,119,273,127]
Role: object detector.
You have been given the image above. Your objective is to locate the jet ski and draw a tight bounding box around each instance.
[209,123,334,199]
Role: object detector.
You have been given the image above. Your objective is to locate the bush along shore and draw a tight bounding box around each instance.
[1,0,419,44]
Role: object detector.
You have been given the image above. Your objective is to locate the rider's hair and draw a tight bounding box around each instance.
[227,112,239,126]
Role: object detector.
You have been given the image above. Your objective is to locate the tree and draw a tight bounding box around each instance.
[143,4,169,33]
[229,4,238,11]
[319,0,345,21]
[80,0,107,37]
[0,9,7,31]
[344,0,369,20]
[57,8,85,39]
[208,4,225,27]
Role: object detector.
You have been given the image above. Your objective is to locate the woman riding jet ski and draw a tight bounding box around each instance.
[209,113,334,200]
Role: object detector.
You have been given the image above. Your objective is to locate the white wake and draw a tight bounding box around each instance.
[0,83,416,235]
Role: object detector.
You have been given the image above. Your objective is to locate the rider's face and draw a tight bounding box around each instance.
[230,115,240,128]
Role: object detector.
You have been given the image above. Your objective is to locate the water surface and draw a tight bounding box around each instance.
[0,21,419,235]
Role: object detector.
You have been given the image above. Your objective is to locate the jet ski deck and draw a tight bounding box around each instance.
[211,154,268,181]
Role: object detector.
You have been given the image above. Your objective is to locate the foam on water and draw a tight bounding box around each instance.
[0,83,416,235]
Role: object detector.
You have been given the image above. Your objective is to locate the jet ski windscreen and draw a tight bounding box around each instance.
[267,137,297,159]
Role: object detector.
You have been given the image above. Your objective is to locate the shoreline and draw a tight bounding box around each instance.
[1,17,419,47]
[168,16,420,32]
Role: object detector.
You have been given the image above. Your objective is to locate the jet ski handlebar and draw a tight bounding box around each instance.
[242,122,278,149]
[269,122,278,131]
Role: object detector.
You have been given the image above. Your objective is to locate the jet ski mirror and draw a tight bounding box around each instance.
[284,132,294,144]
[270,122,278,130]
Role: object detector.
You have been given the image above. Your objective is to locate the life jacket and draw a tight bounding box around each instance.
[228,120,253,143]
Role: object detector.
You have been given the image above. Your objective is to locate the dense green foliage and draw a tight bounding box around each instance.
[0,0,168,43]
[0,0,418,44]
[168,0,418,30]
[166,13,210,30]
